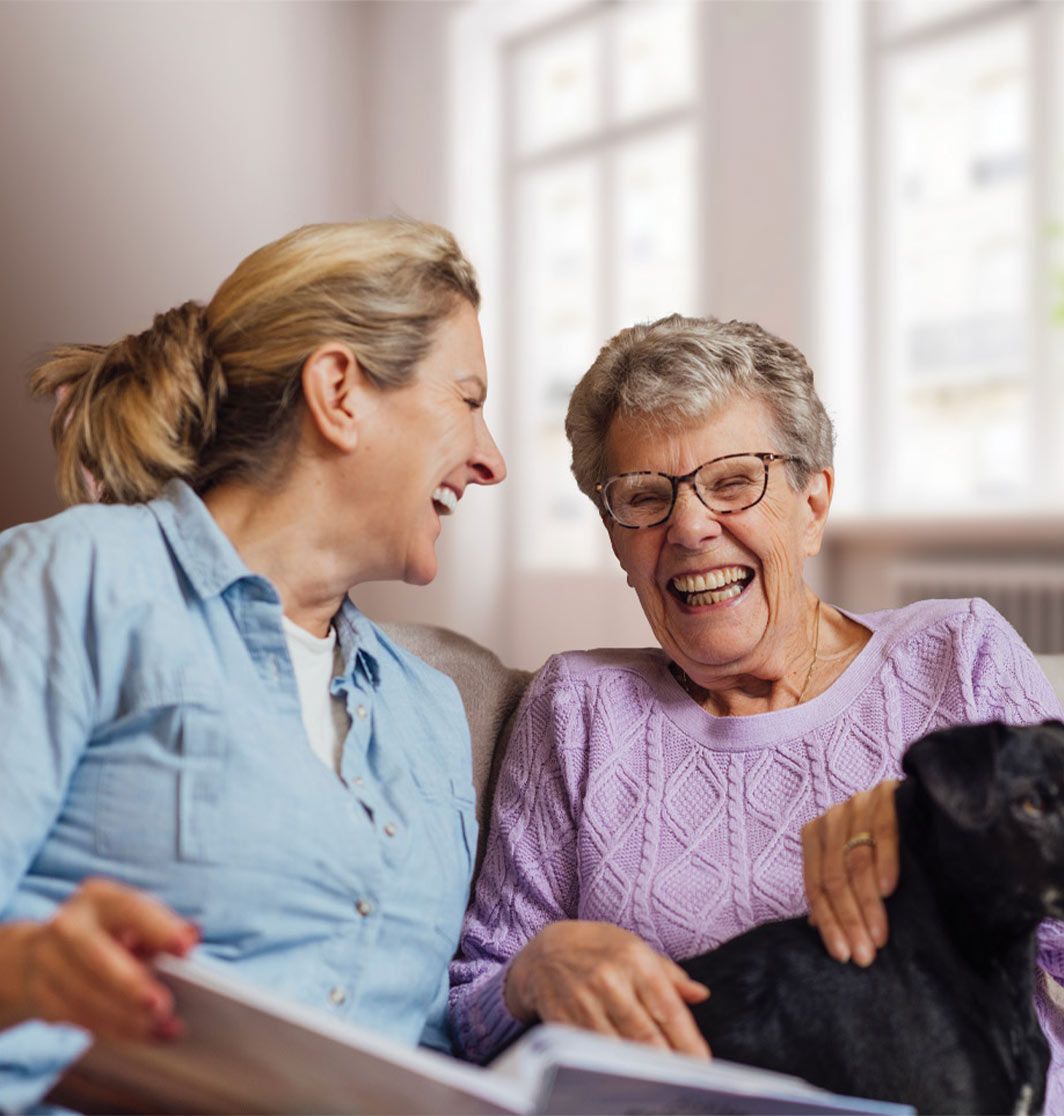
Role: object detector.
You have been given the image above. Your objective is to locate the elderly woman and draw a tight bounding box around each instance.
[0,219,504,1110]
[450,314,1064,1098]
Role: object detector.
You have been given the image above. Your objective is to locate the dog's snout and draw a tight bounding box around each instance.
[1042,887,1064,918]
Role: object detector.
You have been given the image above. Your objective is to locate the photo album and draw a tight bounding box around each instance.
[57,955,913,1115]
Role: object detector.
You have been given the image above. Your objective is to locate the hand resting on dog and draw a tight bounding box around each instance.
[801,779,901,967]
[681,720,1064,1115]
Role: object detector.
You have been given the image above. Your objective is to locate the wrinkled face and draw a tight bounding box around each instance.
[604,395,829,680]
[362,300,506,586]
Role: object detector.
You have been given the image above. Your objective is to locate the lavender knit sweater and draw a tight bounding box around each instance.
[450,598,1064,1107]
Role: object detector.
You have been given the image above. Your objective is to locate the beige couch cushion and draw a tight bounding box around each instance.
[379,622,533,870]
[1038,655,1064,707]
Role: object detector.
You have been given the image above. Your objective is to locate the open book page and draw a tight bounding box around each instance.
[64,955,527,1115]
[492,1026,914,1116]
[60,956,913,1116]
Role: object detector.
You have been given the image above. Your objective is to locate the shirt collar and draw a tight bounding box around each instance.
[149,480,253,600]
[150,480,382,689]
[335,599,382,689]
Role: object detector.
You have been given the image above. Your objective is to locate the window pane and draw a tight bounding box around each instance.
[881,19,1032,510]
[614,127,698,330]
[514,22,602,157]
[1051,4,1064,500]
[613,1,696,123]
[878,0,1004,39]
[515,159,603,568]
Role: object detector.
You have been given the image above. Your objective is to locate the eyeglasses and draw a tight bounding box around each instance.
[596,452,800,529]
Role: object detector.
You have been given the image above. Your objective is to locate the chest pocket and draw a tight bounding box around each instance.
[93,669,226,865]
[409,769,476,947]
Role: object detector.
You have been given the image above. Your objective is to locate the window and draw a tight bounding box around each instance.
[506,1,700,569]
[871,0,1062,513]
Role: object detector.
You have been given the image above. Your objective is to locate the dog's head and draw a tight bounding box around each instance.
[902,720,1064,922]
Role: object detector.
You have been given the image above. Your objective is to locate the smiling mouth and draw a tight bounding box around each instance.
[669,566,754,607]
[432,486,458,516]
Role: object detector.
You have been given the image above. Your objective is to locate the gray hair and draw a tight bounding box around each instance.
[565,313,835,503]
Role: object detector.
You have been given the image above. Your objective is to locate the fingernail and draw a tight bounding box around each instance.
[140,990,167,1016]
[169,928,198,954]
[854,942,874,967]
[152,1017,185,1041]
[832,940,850,963]
[870,919,887,947]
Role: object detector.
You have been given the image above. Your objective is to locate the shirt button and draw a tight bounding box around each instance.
[353,776,364,787]
[356,704,368,720]
[328,986,347,1006]
[383,823,397,838]
[355,899,373,917]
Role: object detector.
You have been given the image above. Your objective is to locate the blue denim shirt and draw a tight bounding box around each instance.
[0,481,477,1111]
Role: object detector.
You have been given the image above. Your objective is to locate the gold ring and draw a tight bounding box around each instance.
[843,831,875,855]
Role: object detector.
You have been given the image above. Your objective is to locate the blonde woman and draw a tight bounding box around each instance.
[0,220,504,1109]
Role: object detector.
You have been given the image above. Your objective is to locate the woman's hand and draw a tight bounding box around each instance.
[0,877,199,1040]
[504,920,711,1059]
[801,781,900,966]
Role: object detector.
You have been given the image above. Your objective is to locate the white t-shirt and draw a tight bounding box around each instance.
[282,616,350,775]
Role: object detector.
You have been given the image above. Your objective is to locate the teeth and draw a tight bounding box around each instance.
[432,486,458,515]
[687,584,744,606]
[672,566,748,593]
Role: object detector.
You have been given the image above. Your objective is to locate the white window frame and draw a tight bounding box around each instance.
[501,0,704,577]
[863,0,1064,515]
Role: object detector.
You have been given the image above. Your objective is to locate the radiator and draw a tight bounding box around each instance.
[890,561,1064,654]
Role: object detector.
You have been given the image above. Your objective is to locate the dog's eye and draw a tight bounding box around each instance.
[1019,794,1045,818]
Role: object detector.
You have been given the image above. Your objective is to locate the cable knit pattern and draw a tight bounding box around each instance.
[450,598,1064,1109]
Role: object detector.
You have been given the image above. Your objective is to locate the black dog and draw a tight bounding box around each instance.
[681,720,1064,1115]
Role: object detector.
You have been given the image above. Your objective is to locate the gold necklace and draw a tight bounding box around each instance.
[670,597,823,710]
[668,661,704,704]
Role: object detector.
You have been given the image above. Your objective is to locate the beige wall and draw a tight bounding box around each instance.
[362,1,451,222]
[346,1,480,636]
[701,1,819,354]
[0,0,369,530]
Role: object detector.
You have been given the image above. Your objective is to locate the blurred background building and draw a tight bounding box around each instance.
[1,0,1062,668]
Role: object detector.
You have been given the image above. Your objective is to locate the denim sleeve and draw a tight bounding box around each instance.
[0,522,95,912]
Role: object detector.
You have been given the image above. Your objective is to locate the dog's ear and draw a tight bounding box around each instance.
[901,722,1007,828]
